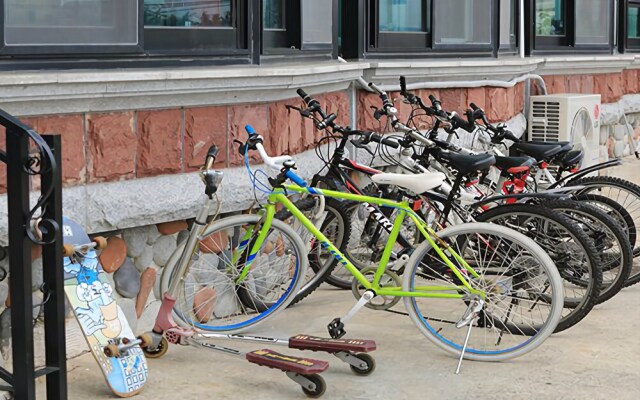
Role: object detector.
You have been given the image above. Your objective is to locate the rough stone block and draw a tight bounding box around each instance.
[99,236,127,273]
[134,245,154,273]
[579,75,595,94]
[485,87,513,122]
[114,258,141,298]
[86,112,136,182]
[123,226,149,258]
[24,114,86,185]
[623,69,639,94]
[319,90,351,128]
[136,267,157,318]
[184,106,227,170]
[193,287,217,323]
[228,103,268,166]
[136,109,182,177]
[544,75,567,94]
[147,224,161,245]
[268,100,294,156]
[440,88,468,114]
[356,91,383,131]
[153,234,177,267]
[157,220,188,235]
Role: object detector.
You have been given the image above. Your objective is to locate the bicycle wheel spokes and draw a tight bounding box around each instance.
[173,218,305,332]
[406,228,558,359]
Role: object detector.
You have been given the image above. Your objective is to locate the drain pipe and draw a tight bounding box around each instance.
[519,0,525,59]
[374,74,547,95]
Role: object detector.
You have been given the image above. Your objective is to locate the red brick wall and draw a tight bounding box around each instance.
[542,70,639,102]
[356,83,527,129]
[0,90,350,194]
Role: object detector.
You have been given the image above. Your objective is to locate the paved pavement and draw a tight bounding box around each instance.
[37,156,640,400]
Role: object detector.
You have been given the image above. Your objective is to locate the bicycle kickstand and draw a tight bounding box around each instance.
[328,289,376,339]
[454,296,484,375]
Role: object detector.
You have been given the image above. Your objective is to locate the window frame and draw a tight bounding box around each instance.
[620,0,640,51]
[364,0,500,57]
[526,0,615,55]
[262,0,301,54]
[0,0,144,55]
[499,0,519,53]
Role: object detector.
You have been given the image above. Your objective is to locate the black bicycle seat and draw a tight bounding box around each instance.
[494,156,536,171]
[511,142,564,161]
[526,140,573,153]
[557,150,584,169]
[440,152,495,175]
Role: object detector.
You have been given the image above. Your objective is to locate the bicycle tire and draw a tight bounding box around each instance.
[570,176,640,257]
[475,204,602,333]
[402,222,563,361]
[544,199,632,304]
[274,197,352,305]
[160,214,307,333]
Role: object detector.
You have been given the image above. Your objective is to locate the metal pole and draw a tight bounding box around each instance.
[41,134,67,400]
[6,127,36,400]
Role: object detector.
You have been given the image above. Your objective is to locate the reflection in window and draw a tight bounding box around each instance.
[435,0,491,45]
[144,0,232,28]
[4,0,138,45]
[264,0,285,30]
[575,0,609,44]
[536,0,565,36]
[379,0,427,32]
[629,4,640,39]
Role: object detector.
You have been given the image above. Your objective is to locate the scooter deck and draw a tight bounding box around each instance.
[246,349,329,375]
[289,335,377,353]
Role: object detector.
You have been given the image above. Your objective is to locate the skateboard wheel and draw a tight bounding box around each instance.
[62,244,75,257]
[104,344,121,358]
[301,374,326,398]
[143,336,169,359]
[349,353,376,376]
[93,236,108,250]
[138,333,153,348]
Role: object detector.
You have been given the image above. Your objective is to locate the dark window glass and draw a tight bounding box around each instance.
[378,0,427,32]
[4,0,138,45]
[263,0,285,30]
[575,0,610,44]
[144,0,232,28]
[629,3,640,39]
[434,0,491,45]
[535,0,566,36]
[500,0,517,48]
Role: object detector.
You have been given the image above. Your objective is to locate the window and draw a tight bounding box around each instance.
[262,0,298,51]
[434,0,492,46]
[499,0,518,50]
[528,0,614,53]
[368,0,431,50]
[144,0,244,52]
[625,0,640,49]
[379,0,427,32]
[2,0,139,52]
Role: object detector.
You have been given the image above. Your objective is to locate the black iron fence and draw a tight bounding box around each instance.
[0,109,67,399]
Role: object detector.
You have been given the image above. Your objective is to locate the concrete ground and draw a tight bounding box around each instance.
[37,156,640,400]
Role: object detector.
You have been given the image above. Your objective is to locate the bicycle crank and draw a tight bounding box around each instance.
[351,267,402,310]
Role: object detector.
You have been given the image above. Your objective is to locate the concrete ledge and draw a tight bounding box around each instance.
[0,62,368,116]
[537,55,638,75]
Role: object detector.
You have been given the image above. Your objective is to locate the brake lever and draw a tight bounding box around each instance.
[233,139,248,156]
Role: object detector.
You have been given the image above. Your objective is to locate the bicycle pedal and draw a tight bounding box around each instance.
[327,318,346,339]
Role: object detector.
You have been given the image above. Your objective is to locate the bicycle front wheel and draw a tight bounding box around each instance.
[403,223,563,362]
[160,214,308,333]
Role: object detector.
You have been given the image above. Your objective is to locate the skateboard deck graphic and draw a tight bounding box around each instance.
[62,217,148,397]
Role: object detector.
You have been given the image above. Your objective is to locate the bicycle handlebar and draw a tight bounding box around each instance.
[244,125,294,170]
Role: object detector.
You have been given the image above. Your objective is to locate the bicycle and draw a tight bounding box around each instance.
[161,122,565,370]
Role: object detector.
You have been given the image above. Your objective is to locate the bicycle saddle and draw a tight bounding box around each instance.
[527,140,573,153]
[439,152,495,175]
[511,142,564,161]
[371,172,446,194]
[494,156,536,171]
[557,150,584,169]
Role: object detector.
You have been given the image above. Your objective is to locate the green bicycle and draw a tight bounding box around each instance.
[161,125,564,364]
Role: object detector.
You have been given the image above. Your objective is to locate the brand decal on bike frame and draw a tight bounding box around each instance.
[320,242,349,266]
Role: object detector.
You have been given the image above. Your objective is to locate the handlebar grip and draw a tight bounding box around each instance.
[399,76,407,95]
[450,114,475,133]
[368,82,384,95]
[317,113,337,129]
[367,133,399,149]
[296,88,308,98]
[428,95,437,103]
[206,144,219,160]
[285,170,308,187]
[245,125,256,135]
[469,102,480,111]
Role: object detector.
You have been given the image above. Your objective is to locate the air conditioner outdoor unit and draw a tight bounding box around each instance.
[528,94,601,169]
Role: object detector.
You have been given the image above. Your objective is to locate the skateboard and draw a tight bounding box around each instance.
[62,216,148,397]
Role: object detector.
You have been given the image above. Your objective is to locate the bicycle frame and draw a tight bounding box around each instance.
[235,184,484,300]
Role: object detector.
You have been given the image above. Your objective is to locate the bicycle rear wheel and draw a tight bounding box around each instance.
[475,204,602,333]
[403,223,563,361]
[160,215,307,333]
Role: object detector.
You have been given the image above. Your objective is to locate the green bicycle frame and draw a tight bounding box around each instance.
[233,183,485,299]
